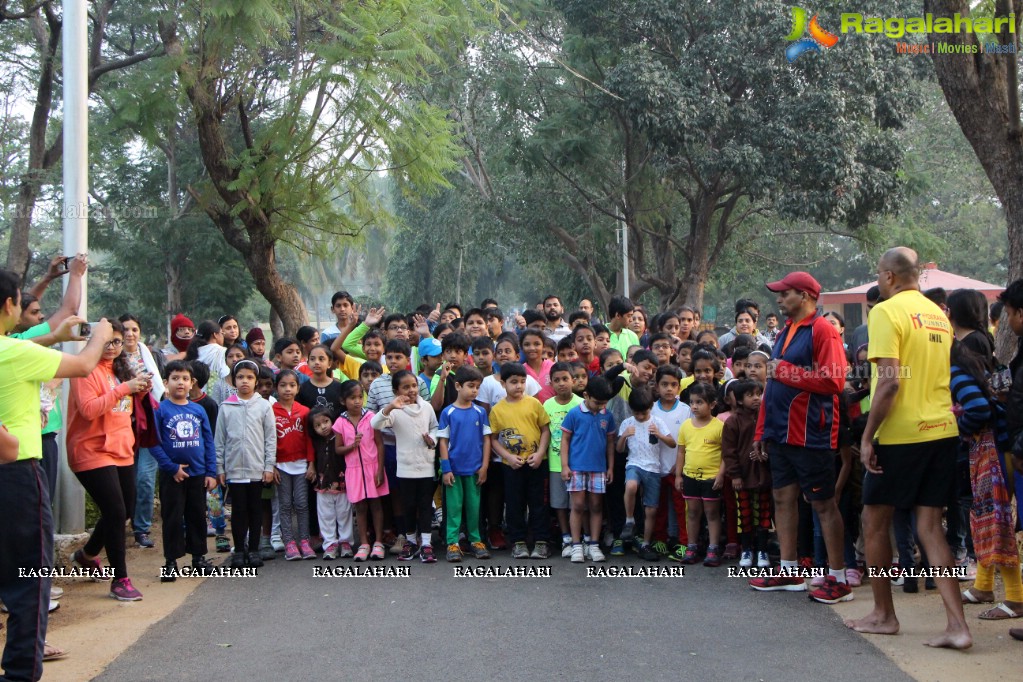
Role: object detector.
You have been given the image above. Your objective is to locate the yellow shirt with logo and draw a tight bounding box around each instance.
[490,396,551,461]
[867,289,959,445]
[678,418,724,481]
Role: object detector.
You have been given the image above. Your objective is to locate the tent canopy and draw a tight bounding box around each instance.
[819,263,1004,305]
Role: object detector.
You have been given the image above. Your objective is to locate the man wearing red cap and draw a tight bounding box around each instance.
[164,314,195,361]
[749,271,852,604]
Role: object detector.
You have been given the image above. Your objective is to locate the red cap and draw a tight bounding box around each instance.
[765,272,821,299]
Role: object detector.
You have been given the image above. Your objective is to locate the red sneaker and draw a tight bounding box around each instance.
[750,574,807,592]
[809,576,854,604]
[488,528,507,550]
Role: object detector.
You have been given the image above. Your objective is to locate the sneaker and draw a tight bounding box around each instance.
[811,573,827,587]
[270,536,285,552]
[284,541,302,561]
[570,544,584,563]
[562,543,574,558]
[798,556,814,569]
[110,577,143,601]
[72,549,110,582]
[354,544,370,562]
[739,551,753,568]
[398,541,419,561]
[669,545,687,563]
[809,576,854,604]
[389,535,405,556]
[134,532,154,549]
[322,543,339,560]
[50,586,64,600]
[191,556,214,574]
[749,574,807,592]
[230,552,246,569]
[339,542,354,559]
[161,561,177,583]
[458,536,472,556]
[531,541,550,560]
[488,528,508,550]
[299,539,317,560]
[620,520,636,543]
[370,542,386,560]
[845,567,862,587]
[470,542,491,560]
[652,540,669,556]
[446,544,462,562]
[756,551,771,568]
[583,543,591,560]
[512,542,530,559]
[680,547,699,565]
[258,536,276,561]
[588,542,606,562]
[215,535,231,553]
[637,543,660,561]
[432,507,443,529]
[609,539,625,557]
[723,543,740,561]
[420,545,437,563]
[247,552,263,568]
[206,521,216,537]
[602,530,615,547]
[704,547,721,567]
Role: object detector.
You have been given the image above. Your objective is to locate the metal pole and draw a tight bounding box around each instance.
[57,0,88,534]
[620,218,630,298]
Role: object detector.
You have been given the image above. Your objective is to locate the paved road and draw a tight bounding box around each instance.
[97,551,912,682]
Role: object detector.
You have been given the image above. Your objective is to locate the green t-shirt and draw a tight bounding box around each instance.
[11,321,51,340]
[0,335,62,460]
[543,394,583,473]
[609,327,640,357]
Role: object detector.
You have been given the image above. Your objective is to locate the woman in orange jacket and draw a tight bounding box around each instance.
[66,319,151,601]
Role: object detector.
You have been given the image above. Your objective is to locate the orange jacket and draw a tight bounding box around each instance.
[67,360,135,472]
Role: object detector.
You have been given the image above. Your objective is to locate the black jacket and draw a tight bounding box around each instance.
[1008,337,1023,455]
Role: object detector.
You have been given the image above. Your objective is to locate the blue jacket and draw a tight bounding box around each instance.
[149,400,217,477]
[756,313,845,450]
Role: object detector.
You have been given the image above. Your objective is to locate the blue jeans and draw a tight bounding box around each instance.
[0,459,53,681]
[133,448,158,534]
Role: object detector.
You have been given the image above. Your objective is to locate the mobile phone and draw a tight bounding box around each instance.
[59,256,71,272]
[79,322,92,338]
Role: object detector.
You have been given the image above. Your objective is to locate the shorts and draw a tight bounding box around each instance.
[567,471,606,495]
[861,437,957,508]
[625,466,661,508]
[767,442,835,501]
[549,471,569,510]
[681,474,720,501]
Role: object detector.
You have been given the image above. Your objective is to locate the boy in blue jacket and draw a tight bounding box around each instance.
[152,360,218,580]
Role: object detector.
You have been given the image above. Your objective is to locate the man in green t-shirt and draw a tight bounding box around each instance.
[0,268,111,681]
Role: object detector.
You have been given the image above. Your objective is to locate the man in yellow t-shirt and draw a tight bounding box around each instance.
[846,247,971,650]
[0,269,114,680]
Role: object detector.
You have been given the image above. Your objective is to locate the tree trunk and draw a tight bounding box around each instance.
[925,0,1023,364]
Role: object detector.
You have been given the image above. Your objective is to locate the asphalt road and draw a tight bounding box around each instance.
[96,550,912,682]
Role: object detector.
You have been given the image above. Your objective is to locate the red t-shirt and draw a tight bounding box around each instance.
[273,401,314,463]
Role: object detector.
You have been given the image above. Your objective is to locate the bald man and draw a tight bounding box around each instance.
[844,247,971,650]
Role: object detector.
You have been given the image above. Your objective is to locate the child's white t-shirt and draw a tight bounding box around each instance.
[618,415,667,474]
[477,373,541,407]
[653,399,691,475]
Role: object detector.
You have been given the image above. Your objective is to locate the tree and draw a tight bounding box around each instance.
[924,0,1023,360]
[157,0,488,335]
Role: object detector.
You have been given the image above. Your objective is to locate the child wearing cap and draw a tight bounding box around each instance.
[164,313,195,359]
[417,337,444,396]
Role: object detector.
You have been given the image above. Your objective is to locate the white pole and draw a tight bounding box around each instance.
[620,217,630,298]
[57,0,88,533]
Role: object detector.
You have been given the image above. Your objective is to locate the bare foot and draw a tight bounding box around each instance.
[924,629,972,650]
[844,611,900,635]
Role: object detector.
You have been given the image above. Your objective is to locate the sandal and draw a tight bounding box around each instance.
[961,588,995,604]
[353,544,370,562]
[370,542,386,560]
[43,642,68,662]
[979,603,1023,620]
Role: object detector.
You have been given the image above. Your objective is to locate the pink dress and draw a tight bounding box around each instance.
[525,359,555,403]
[331,409,388,503]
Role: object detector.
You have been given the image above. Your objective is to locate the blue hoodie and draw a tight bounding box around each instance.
[150,399,216,477]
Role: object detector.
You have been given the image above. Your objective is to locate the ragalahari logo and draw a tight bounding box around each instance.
[785,7,839,62]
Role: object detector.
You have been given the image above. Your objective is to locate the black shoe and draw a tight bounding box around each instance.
[925,577,936,590]
[247,552,264,568]
[134,532,155,549]
[192,555,215,574]
[903,577,918,593]
[637,544,660,562]
[160,561,177,583]
[230,552,246,569]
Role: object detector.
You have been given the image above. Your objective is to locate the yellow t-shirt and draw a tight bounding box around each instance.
[867,289,959,445]
[489,396,550,461]
[0,335,62,460]
[678,417,724,481]
[335,354,390,382]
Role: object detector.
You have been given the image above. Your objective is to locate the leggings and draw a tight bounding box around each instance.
[229,482,264,555]
[399,477,436,541]
[75,464,136,580]
[736,487,773,552]
[277,471,310,544]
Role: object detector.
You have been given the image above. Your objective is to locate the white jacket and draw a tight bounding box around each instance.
[371,397,438,479]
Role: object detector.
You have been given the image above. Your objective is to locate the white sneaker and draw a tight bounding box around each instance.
[562,543,574,558]
[50,586,64,600]
[757,551,771,568]
[588,543,606,562]
[570,544,584,563]
[270,536,285,552]
[739,550,753,568]
[583,543,591,559]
